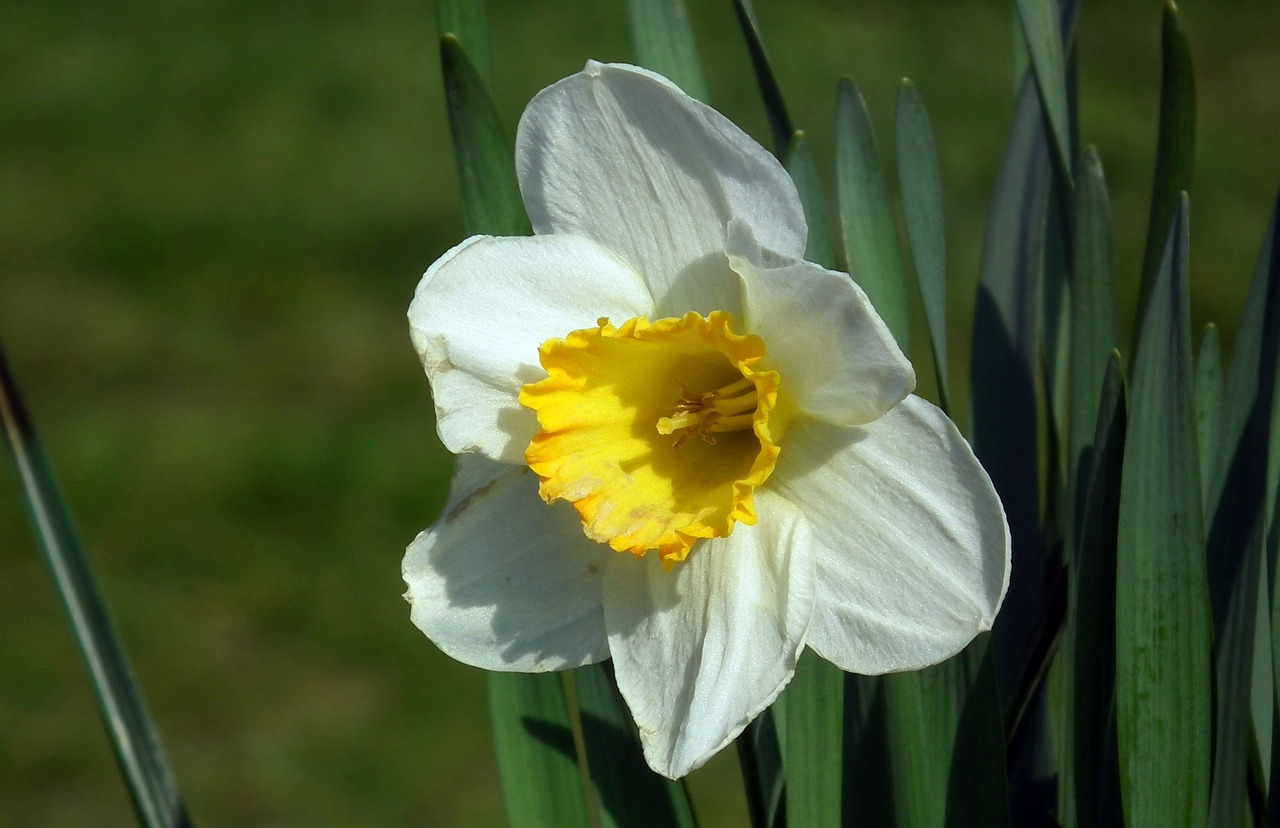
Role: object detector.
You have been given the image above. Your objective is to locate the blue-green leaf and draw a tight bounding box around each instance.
[1135,1,1196,331]
[895,79,950,411]
[574,663,696,828]
[835,79,910,351]
[1069,353,1126,827]
[488,672,591,828]
[1014,0,1073,186]
[0,348,190,828]
[1195,324,1222,512]
[883,640,1008,828]
[626,0,708,102]
[970,71,1049,699]
[1206,188,1280,827]
[785,131,836,270]
[1115,195,1211,825]
[784,651,843,828]
[440,35,530,237]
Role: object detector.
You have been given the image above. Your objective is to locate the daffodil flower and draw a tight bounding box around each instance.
[404,61,1011,779]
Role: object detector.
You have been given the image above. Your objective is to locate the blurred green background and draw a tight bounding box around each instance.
[1,0,1276,824]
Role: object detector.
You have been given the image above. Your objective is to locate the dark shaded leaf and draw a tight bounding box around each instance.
[730,0,792,157]
[488,672,591,828]
[575,663,696,828]
[784,651,842,828]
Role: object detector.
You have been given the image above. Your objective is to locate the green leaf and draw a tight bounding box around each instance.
[784,651,843,828]
[737,708,785,828]
[970,71,1049,698]
[1068,147,1118,539]
[841,675,895,826]
[0,348,190,828]
[1014,0,1074,186]
[895,79,950,411]
[436,0,491,88]
[1134,1,1196,330]
[883,640,1008,828]
[730,0,792,157]
[1206,188,1280,827]
[488,672,591,828]
[440,35,530,237]
[835,79,910,351]
[1115,195,1211,825]
[626,0,708,102]
[574,663,696,828]
[785,131,836,270]
[1195,324,1222,512]
[1069,353,1126,827]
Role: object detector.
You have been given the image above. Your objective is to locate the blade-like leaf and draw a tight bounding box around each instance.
[737,709,785,828]
[784,651,843,828]
[488,672,591,828]
[626,0,708,102]
[1115,195,1211,825]
[971,71,1050,699]
[575,663,696,828]
[731,0,792,157]
[1206,188,1280,827]
[1134,1,1196,329]
[835,78,910,350]
[1195,324,1222,512]
[884,640,1008,828]
[440,35,530,238]
[1068,147,1119,546]
[1014,0,1074,186]
[785,131,836,270]
[0,347,190,828]
[436,0,491,88]
[1070,353,1127,827]
[895,79,950,411]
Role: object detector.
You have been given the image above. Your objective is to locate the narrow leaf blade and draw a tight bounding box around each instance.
[835,79,910,351]
[575,663,696,828]
[488,672,591,828]
[0,348,190,828]
[1134,1,1196,328]
[436,0,492,88]
[785,131,836,270]
[1115,195,1211,825]
[895,79,949,410]
[440,35,530,237]
[731,0,792,157]
[1014,0,1073,185]
[784,651,843,828]
[626,0,708,102]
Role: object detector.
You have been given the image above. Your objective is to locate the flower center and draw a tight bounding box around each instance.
[519,311,780,565]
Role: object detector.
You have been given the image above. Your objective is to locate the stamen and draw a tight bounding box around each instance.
[656,375,760,447]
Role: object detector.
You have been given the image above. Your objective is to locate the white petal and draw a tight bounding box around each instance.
[768,396,1010,674]
[602,491,813,778]
[728,220,915,426]
[409,234,653,462]
[516,61,806,318]
[403,454,612,672]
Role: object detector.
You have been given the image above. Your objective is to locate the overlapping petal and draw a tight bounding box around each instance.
[409,234,653,462]
[727,220,916,427]
[768,397,1010,674]
[516,61,807,318]
[602,490,812,778]
[403,454,612,672]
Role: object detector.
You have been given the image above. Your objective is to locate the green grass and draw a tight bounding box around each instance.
[1,0,1277,824]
